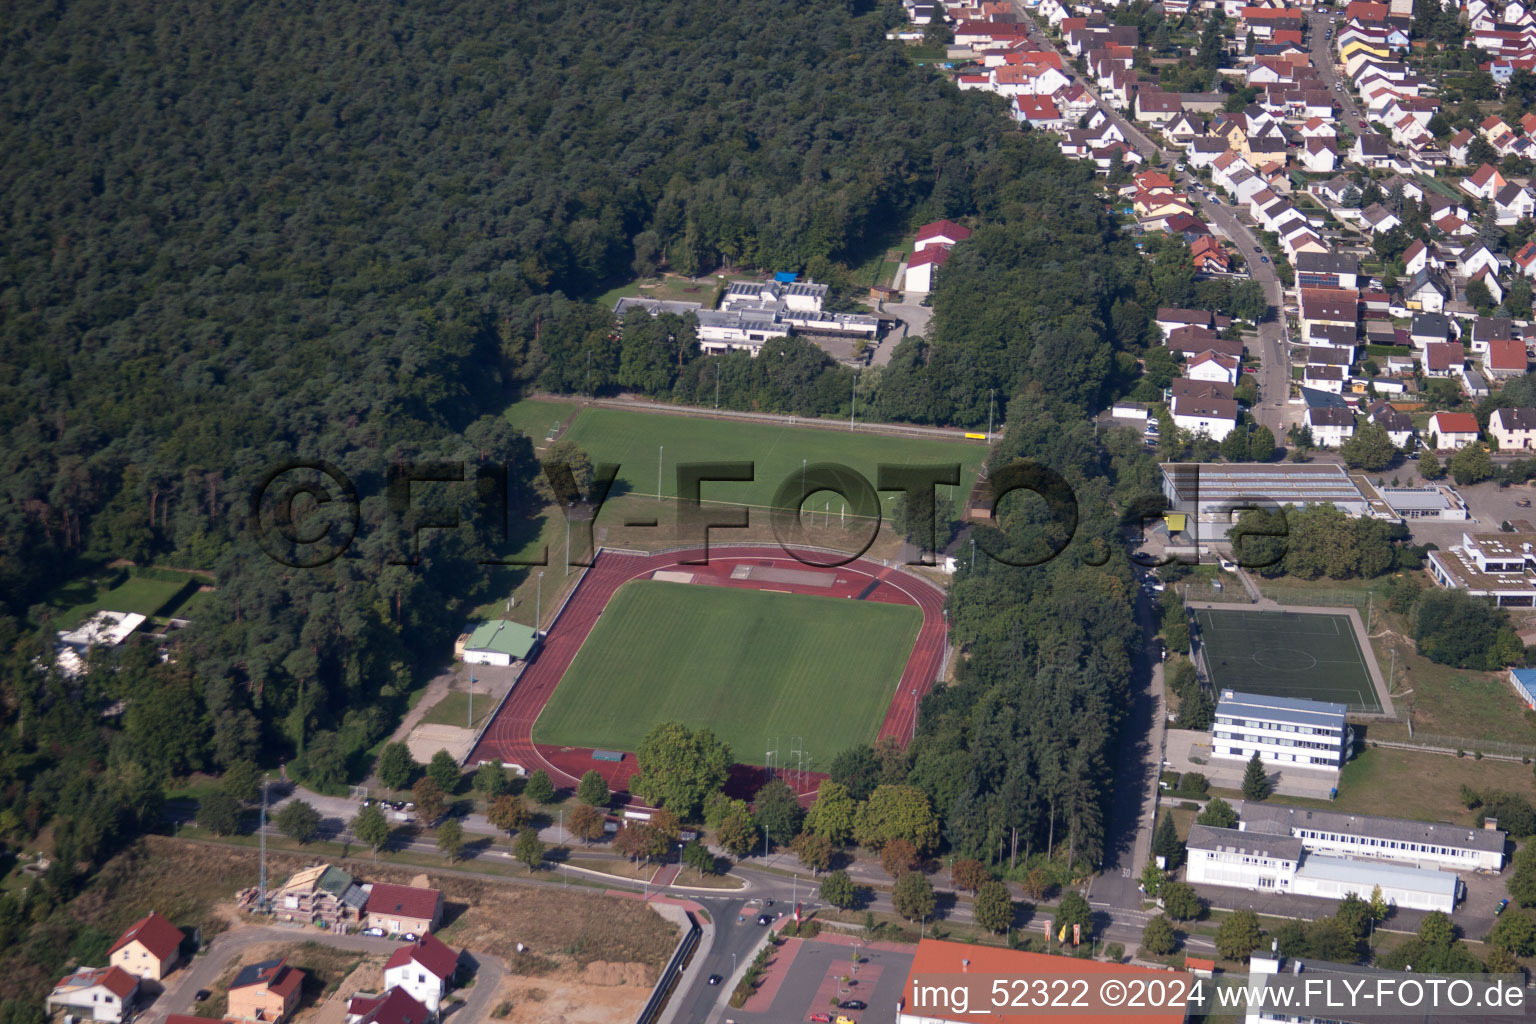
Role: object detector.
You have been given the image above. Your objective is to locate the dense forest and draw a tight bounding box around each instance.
[0,0,1180,1008]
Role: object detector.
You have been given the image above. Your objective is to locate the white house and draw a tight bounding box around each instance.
[1490,407,1536,450]
[383,935,461,1017]
[46,967,140,1024]
[912,219,972,252]
[1169,378,1238,441]
[903,245,950,294]
[1186,350,1241,385]
[1305,406,1356,447]
[1427,411,1480,450]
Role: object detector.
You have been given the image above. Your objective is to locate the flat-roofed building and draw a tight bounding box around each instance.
[1427,531,1536,606]
[1160,463,1371,541]
[1374,485,1467,521]
[1212,691,1352,775]
[1239,802,1507,872]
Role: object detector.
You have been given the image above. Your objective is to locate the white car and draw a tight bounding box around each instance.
[1218,558,1237,572]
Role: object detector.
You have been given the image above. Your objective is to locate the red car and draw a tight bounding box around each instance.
[809,1015,833,1023]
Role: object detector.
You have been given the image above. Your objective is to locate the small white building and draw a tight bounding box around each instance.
[1211,691,1352,775]
[458,620,536,667]
[383,934,460,1017]
[1490,407,1536,450]
[45,967,140,1024]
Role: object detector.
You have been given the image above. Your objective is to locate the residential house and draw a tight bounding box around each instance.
[1470,267,1505,306]
[1515,240,1536,280]
[1167,327,1244,360]
[1493,183,1536,225]
[1170,378,1239,441]
[1360,203,1402,235]
[1490,407,1536,450]
[903,245,950,294]
[1459,241,1503,281]
[365,883,444,937]
[1449,128,1475,166]
[382,935,462,1017]
[1427,411,1481,450]
[1424,341,1465,378]
[1300,138,1337,172]
[1485,337,1527,379]
[1299,287,1358,341]
[1134,90,1185,124]
[108,911,183,983]
[1409,312,1451,350]
[1191,236,1231,273]
[1164,110,1203,143]
[1367,401,1415,447]
[1348,133,1393,169]
[1155,308,1214,338]
[1296,252,1360,291]
[345,988,432,1024]
[1460,163,1508,201]
[1303,363,1348,393]
[913,220,972,251]
[46,967,140,1024]
[227,958,306,1024]
[1013,94,1065,129]
[1403,266,1449,313]
[1187,136,1229,169]
[1472,317,1515,353]
[1306,407,1357,447]
[1187,350,1241,385]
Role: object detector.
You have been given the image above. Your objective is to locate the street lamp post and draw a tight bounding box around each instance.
[657,445,664,502]
[536,571,544,634]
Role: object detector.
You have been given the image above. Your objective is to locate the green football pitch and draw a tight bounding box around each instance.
[532,580,922,763]
[1194,607,1381,713]
[558,407,987,513]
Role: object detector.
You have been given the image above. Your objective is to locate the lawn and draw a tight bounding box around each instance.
[531,580,922,764]
[503,395,583,445]
[560,406,986,514]
[419,692,495,731]
[589,273,717,311]
[48,574,192,630]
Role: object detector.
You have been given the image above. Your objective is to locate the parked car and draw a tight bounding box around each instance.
[842,1001,868,1011]
[1260,255,1269,263]
[1518,498,1532,508]
[1254,245,1263,253]
[757,914,771,926]
[808,1015,833,1023]
[708,975,724,986]
[1498,898,1511,915]
[401,932,418,942]
[194,991,211,1003]
[361,927,386,937]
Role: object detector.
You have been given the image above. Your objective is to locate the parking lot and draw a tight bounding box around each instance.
[732,935,913,1024]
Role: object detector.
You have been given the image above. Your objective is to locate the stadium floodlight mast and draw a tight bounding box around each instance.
[657,445,664,502]
[536,571,545,635]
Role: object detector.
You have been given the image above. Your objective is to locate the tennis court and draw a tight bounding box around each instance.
[1194,607,1382,713]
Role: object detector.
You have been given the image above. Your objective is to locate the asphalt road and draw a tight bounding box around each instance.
[1308,10,1365,135]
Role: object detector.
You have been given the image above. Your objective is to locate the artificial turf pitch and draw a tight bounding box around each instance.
[1194,607,1381,713]
[531,580,923,762]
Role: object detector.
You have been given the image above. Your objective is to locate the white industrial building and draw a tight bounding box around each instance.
[1427,531,1536,606]
[1186,824,1461,913]
[1239,803,1507,872]
[1159,462,1373,542]
[614,281,877,356]
[1211,691,1352,776]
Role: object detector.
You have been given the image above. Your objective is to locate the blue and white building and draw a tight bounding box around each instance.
[1212,691,1353,777]
[1510,668,1536,710]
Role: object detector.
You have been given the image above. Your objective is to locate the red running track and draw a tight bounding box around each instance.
[465,546,948,802]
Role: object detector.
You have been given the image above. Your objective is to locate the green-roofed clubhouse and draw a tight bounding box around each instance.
[461,620,537,666]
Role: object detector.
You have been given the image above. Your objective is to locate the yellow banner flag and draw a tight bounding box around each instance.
[1058,924,1067,943]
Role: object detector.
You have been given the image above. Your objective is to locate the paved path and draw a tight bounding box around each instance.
[1308,11,1364,134]
[588,394,989,442]
[143,925,504,1024]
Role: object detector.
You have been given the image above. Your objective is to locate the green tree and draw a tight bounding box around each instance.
[1152,812,1184,870]
[352,804,391,858]
[1449,443,1495,485]
[893,871,936,922]
[437,818,465,862]
[1141,914,1178,956]
[577,770,610,808]
[1248,424,1277,462]
[1215,908,1263,961]
[717,811,758,858]
[1160,881,1203,922]
[221,760,261,804]
[821,869,857,909]
[473,762,509,799]
[196,792,243,837]
[974,880,1015,933]
[682,839,716,875]
[274,800,321,844]
[514,828,545,872]
[533,439,595,506]
[854,785,941,854]
[632,722,732,818]
[524,769,556,805]
[1509,843,1536,906]
[427,750,462,793]
[1419,449,1443,480]
[377,743,418,790]
[1490,909,1536,956]
[1340,422,1397,470]
[1140,862,1166,899]
[828,746,882,801]
[1055,892,1093,938]
[1369,884,1389,924]
[1196,797,1238,829]
[754,779,805,845]
[1241,752,1270,801]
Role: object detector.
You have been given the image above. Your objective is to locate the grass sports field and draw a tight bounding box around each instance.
[559,406,986,513]
[532,580,922,762]
[1195,607,1382,713]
